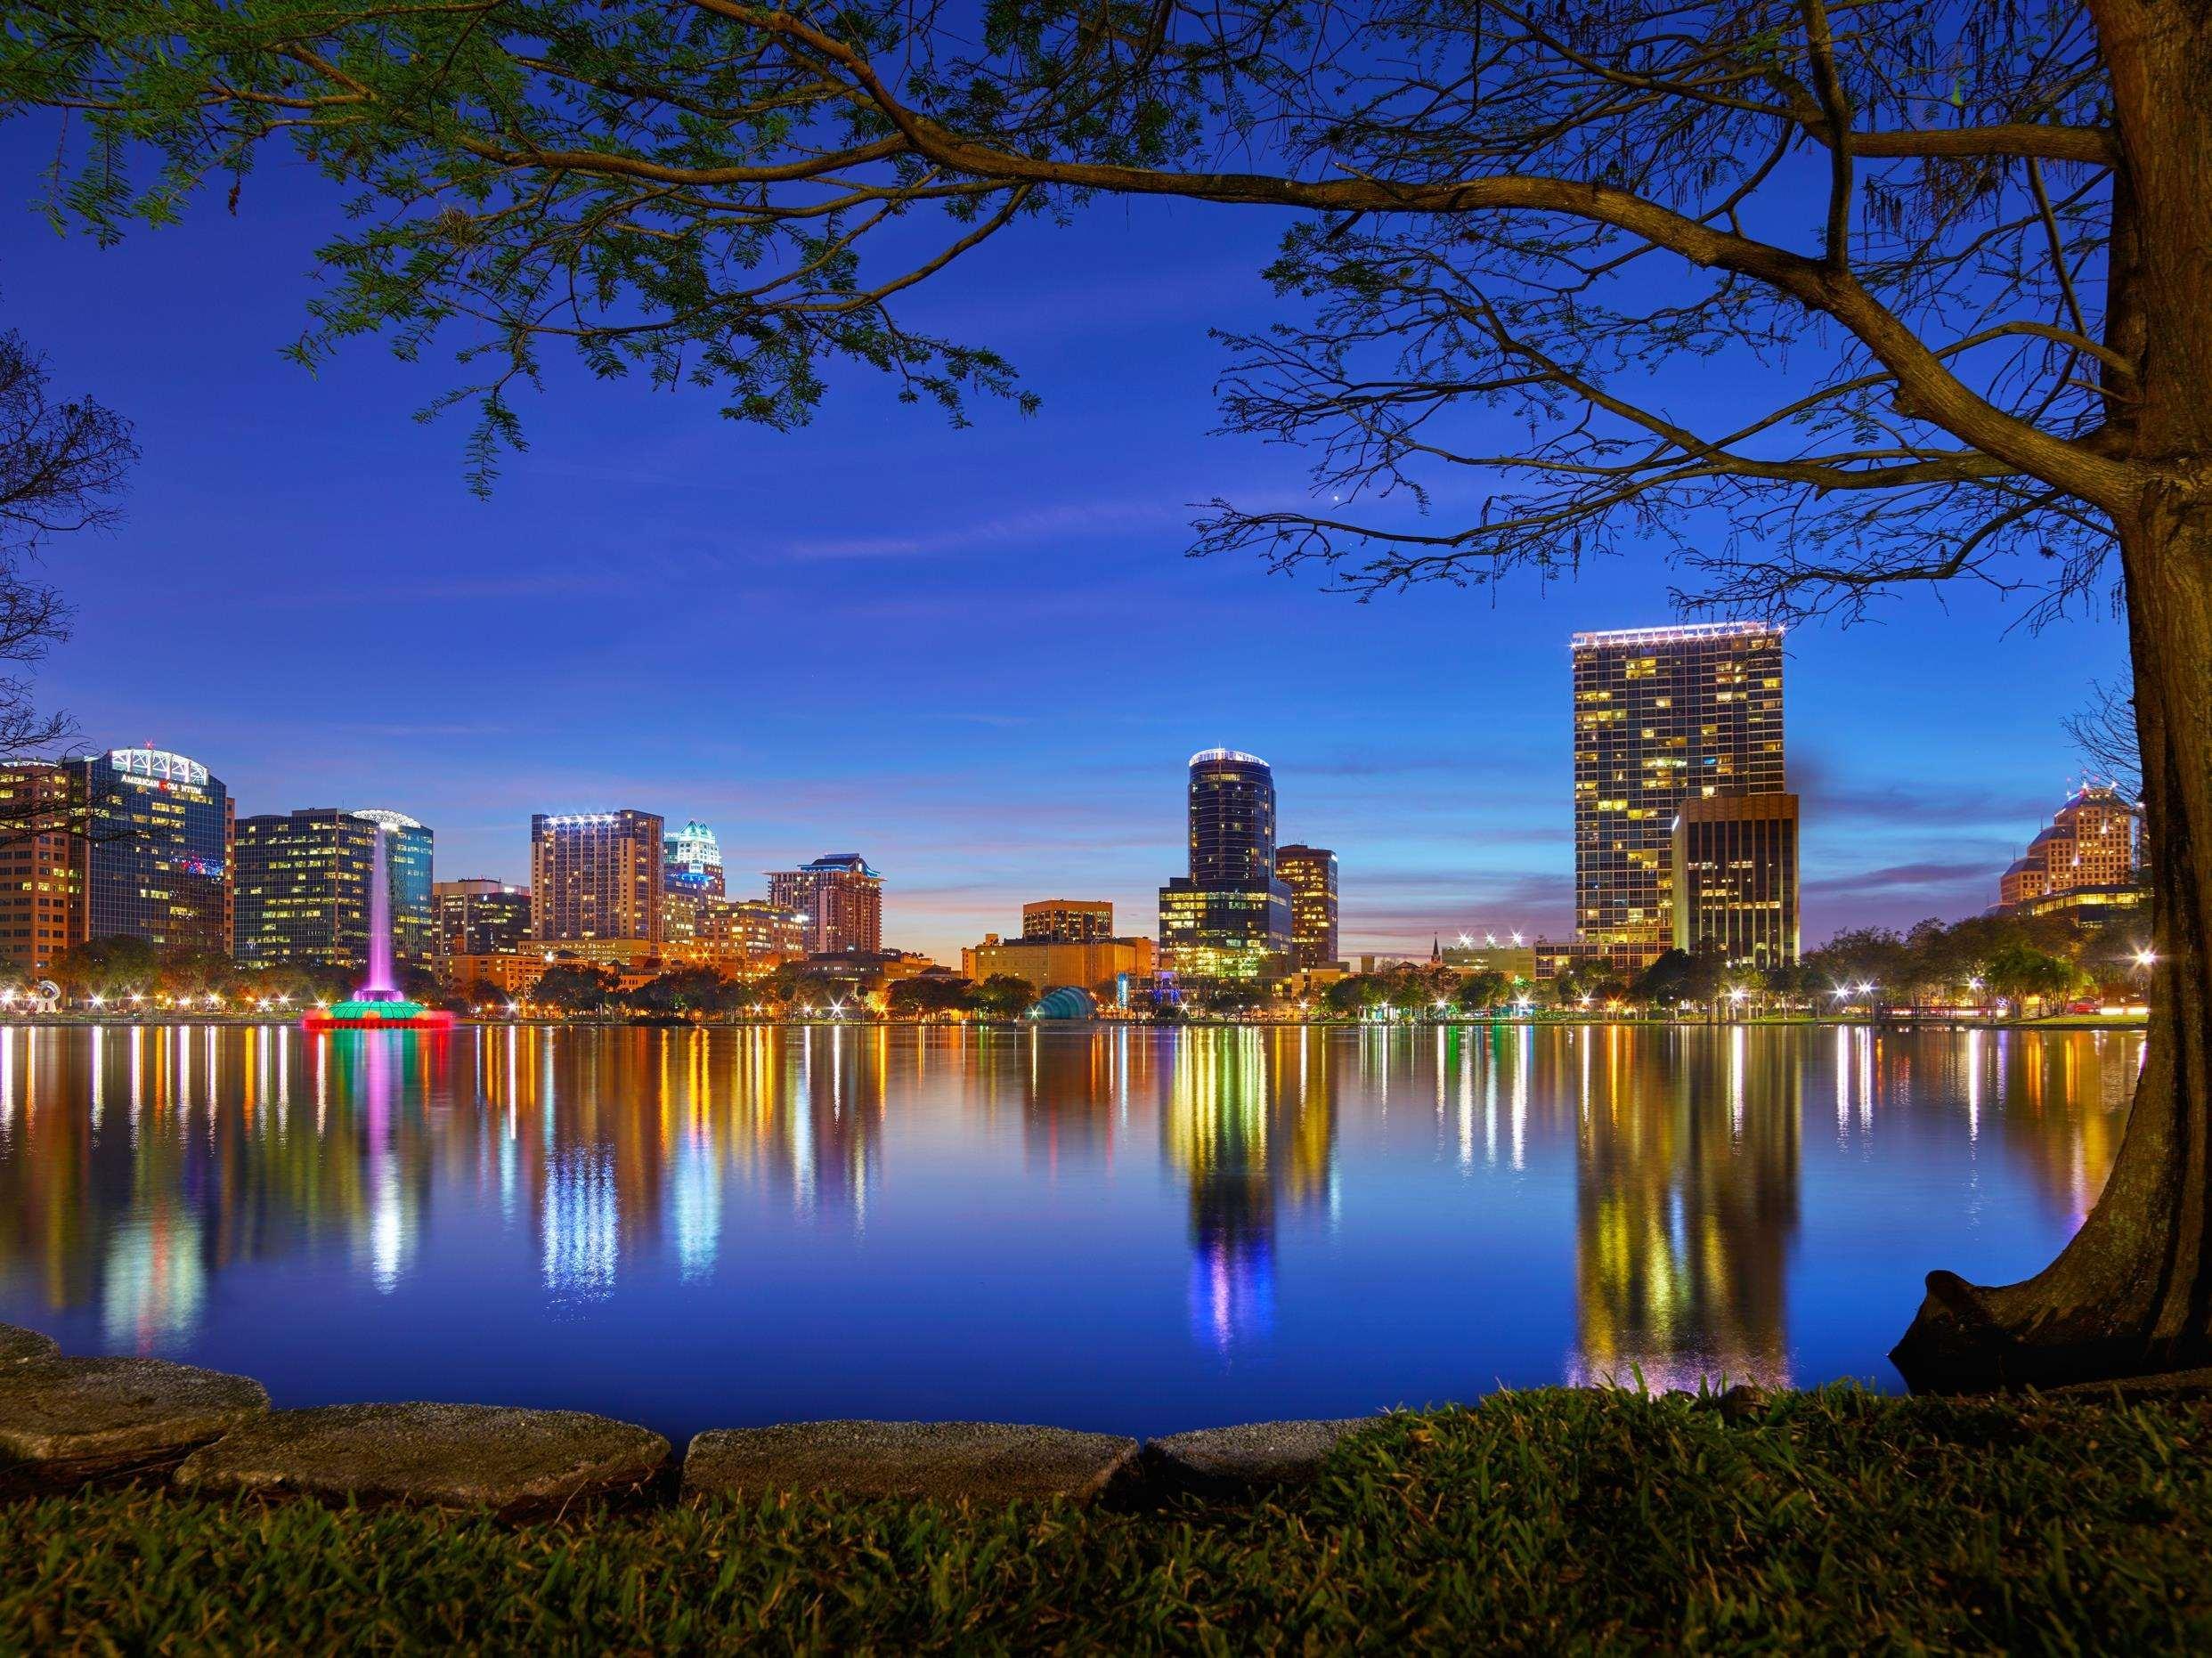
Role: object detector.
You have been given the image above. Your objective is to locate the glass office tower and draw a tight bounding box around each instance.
[1159,748,1293,980]
[74,747,232,955]
[1572,623,1785,971]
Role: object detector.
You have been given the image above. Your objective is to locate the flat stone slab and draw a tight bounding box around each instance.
[0,1357,269,1483]
[684,1420,1139,1505]
[1143,1419,1370,1492]
[0,1322,59,1366]
[175,1403,670,1513]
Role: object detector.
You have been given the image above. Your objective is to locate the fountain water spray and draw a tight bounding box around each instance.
[302,814,452,1032]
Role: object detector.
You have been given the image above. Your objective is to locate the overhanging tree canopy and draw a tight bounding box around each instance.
[3,0,2204,1386]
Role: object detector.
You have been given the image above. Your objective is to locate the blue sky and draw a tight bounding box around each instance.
[0,134,2130,963]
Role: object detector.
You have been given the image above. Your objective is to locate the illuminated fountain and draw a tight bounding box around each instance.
[302,815,453,1033]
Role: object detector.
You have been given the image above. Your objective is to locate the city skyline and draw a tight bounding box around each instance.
[0,134,2133,967]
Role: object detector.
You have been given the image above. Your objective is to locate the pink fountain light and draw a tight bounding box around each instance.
[303,815,452,1032]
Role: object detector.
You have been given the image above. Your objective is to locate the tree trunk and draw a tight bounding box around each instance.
[1893,506,2212,1388]
[1892,0,2212,1391]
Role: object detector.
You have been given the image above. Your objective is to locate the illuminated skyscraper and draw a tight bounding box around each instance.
[1187,748,1277,888]
[1274,844,1339,970]
[235,809,370,971]
[434,878,532,957]
[1572,623,1785,970]
[1998,783,2142,910]
[235,808,435,971]
[1671,793,1800,968]
[768,853,883,954]
[1159,748,1293,980]
[1021,899,1113,941]
[0,762,85,974]
[531,810,665,943]
[74,747,232,956]
[664,820,726,898]
[354,809,435,965]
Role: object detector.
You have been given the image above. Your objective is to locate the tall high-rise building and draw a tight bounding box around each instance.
[1671,792,1801,968]
[766,866,817,918]
[531,810,665,943]
[664,820,726,898]
[1159,748,1293,980]
[74,747,232,956]
[1021,899,1113,942]
[1186,747,1278,888]
[1274,844,1339,970]
[235,809,372,971]
[235,809,435,971]
[434,878,533,957]
[1573,623,1785,970]
[768,854,883,954]
[354,809,434,965]
[1999,783,2142,909]
[662,820,727,940]
[0,762,85,974]
[812,854,882,954]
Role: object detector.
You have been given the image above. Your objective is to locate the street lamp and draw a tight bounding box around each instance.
[2135,947,2156,969]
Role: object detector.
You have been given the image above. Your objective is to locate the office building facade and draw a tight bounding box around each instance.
[1021,899,1113,942]
[1573,622,1785,971]
[769,853,882,954]
[1159,748,1293,980]
[665,820,726,898]
[963,933,1155,994]
[354,809,435,965]
[1274,844,1339,969]
[434,878,533,958]
[0,762,85,974]
[235,808,435,971]
[1671,792,1801,968]
[531,810,665,943]
[1997,783,2142,909]
[234,809,374,971]
[699,896,809,962]
[74,747,233,956]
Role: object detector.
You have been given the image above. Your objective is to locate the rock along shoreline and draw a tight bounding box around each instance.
[0,1322,1369,1514]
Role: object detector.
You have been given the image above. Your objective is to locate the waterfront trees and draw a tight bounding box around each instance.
[1,0,2201,1384]
[885,975,976,1019]
[972,975,1039,1020]
[534,964,617,1015]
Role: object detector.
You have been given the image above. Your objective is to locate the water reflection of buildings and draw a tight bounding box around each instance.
[1930,1028,2133,1226]
[1568,1026,1801,1391]
[1163,1028,1336,1353]
[0,1023,896,1339]
[0,1023,2142,1379]
[0,1025,426,1343]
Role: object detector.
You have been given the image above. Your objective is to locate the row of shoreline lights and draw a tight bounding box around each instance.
[5,953,2159,1020]
[0,988,311,1012]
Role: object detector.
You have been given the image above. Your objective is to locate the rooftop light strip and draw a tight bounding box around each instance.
[1569,622,1782,646]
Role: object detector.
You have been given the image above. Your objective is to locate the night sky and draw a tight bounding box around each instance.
[0,133,2131,963]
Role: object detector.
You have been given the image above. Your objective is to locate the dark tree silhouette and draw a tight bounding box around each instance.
[0,328,134,832]
[3,0,2207,1386]
[2065,678,2141,795]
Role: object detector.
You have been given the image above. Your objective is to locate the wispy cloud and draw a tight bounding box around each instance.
[777,498,1182,562]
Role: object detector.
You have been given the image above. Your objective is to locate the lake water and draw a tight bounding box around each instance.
[0,1022,2135,1441]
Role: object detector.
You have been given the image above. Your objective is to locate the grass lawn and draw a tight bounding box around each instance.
[5,1386,2208,1652]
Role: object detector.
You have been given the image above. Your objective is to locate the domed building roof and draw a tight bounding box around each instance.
[1032,986,1098,1020]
